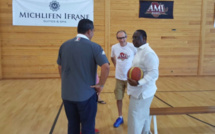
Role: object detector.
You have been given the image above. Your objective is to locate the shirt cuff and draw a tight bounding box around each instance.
[137,78,147,86]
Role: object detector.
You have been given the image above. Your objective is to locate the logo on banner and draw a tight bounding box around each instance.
[139,1,174,19]
[145,2,168,18]
[49,1,60,11]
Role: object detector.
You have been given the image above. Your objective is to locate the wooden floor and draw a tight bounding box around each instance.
[0,77,215,134]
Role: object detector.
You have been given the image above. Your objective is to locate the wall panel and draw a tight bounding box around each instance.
[110,0,202,76]
[200,0,215,75]
[0,0,215,78]
[0,40,2,79]
[0,0,105,78]
[0,0,3,79]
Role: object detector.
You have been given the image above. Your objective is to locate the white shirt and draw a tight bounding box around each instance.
[111,42,137,80]
[127,43,159,99]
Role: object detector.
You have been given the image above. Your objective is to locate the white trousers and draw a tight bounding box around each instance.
[128,95,154,134]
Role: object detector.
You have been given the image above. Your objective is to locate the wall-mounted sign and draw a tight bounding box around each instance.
[139,1,174,19]
[13,0,94,27]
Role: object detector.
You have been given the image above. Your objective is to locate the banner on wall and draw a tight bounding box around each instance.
[13,0,94,27]
[139,1,174,19]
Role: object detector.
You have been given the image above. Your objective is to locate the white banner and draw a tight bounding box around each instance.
[13,0,94,27]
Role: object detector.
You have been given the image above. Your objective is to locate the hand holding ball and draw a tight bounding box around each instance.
[127,67,143,81]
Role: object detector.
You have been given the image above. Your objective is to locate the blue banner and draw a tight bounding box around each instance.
[139,1,174,19]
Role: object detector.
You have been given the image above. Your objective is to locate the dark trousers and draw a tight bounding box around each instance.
[63,93,98,134]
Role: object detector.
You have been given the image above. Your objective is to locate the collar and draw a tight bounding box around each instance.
[119,42,128,47]
[76,34,89,40]
[138,43,149,50]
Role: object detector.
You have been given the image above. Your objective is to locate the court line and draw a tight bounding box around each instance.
[154,95,173,107]
[154,95,215,128]
[156,90,215,92]
[49,102,63,134]
[187,114,215,127]
[49,93,215,134]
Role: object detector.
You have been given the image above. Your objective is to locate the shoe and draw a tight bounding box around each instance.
[95,128,100,134]
[113,117,124,128]
[80,129,99,134]
[98,100,106,104]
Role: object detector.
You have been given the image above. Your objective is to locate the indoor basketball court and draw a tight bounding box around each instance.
[0,0,215,134]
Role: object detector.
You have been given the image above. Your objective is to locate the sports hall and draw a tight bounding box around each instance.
[0,0,215,134]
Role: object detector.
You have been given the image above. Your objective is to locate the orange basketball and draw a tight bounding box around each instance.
[127,67,144,81]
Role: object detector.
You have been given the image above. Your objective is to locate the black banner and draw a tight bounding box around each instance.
[139,1,174,19]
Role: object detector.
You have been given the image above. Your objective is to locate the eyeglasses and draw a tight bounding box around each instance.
[117,36,127,40]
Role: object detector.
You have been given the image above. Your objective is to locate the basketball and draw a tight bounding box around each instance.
[127,67,144,81]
